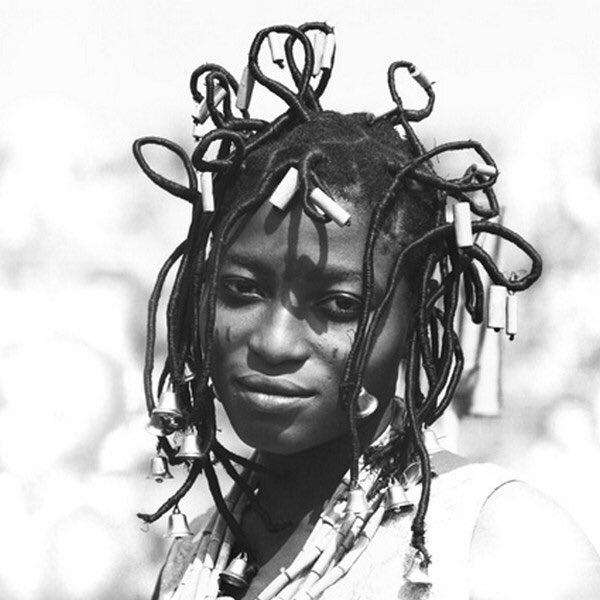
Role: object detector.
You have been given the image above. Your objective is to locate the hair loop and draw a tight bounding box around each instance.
[248,25,315,121]
[381,60,436,124]
[191,129,246,173]
[132,137,200,203]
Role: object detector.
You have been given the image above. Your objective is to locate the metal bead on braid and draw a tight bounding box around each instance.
[132,19,543,594]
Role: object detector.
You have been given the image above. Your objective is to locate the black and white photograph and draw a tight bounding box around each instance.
[1,2,600,599]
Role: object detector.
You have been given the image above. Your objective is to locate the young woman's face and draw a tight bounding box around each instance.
[210,199,411,455]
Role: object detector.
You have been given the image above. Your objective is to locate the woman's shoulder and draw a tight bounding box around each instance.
[469,476,600,600]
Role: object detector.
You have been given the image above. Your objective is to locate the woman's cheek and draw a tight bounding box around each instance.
[315,331,352,381]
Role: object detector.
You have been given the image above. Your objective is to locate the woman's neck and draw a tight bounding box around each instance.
[254,399,396,523]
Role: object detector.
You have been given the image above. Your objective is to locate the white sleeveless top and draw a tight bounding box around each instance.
[154,462,517,600]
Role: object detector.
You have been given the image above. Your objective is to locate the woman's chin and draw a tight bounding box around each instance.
[234,426,308,456]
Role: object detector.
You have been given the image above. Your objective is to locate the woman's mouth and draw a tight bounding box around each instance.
[233,374,316,414]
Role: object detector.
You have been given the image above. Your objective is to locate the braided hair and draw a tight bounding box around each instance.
[133,21,542,568]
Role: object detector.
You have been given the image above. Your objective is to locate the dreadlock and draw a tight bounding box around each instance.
[133,21,542,569]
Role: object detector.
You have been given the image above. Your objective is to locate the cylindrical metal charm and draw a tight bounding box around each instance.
[452,202,473,247]
[472,162,497,177]
[269,168,299,210]
[506,292,517,339]
[309,188,351,227]
[311,30,326,76]
[321,33,336,69]
[200,171,215,213]
[411,68,432,89]
[196,86,227,124]
[236,65,255,111]
[192,120,203,141]
[445,201,455,223]
[268,32,285,66]
[487,285,507,331]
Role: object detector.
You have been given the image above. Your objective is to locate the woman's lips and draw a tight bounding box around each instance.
[233,374,316,414]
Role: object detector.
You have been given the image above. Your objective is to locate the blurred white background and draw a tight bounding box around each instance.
[1,1,600,598]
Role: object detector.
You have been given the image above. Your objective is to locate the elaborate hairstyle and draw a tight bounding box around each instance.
[133,21,542,568]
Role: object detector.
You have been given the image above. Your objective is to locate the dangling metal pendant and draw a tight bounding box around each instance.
[148,386,184,435]
[145,412,177,437]
[147,455,173,483]
[153,386,183,419]
[220,552,251,590]
[506,291,518,340]
[177,428,202,459]
[385,481,413,513]
[267,32,285,67]
[487,285,507,331]
[404,550,432,585]
[166,506,193,538]
[235,65,255,111]
[356,387,379,419]
[345,486,369,515]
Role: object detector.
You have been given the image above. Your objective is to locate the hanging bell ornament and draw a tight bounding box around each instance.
[147,455,173,483]
[220,552,251,590]
[422,428,444,454]
[166,506,193,538]
[356,387,379,419]
[404,550,432,585]
[385,481,414,513]
[152,386,184,420]
[177,428,203,459]
[145,412,177,437]
[345,486,369,515]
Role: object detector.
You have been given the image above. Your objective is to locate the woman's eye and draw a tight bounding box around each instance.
[317,294,362,321]
[219,277,264,303]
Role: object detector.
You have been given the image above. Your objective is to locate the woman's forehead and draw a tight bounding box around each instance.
[224,200,391,281]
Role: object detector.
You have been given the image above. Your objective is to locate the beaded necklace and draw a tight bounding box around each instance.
[165,412,437,600]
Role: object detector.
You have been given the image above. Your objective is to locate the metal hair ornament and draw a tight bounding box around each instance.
[166,505,193,539]
[147,454,174,483]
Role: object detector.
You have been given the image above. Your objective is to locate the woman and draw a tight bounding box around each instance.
[134,22,600,600]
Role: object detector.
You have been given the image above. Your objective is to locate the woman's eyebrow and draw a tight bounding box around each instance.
[312,266,363,284]
[221,252,273,277]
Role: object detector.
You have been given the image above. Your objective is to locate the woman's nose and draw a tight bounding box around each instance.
[248,303,310,367]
